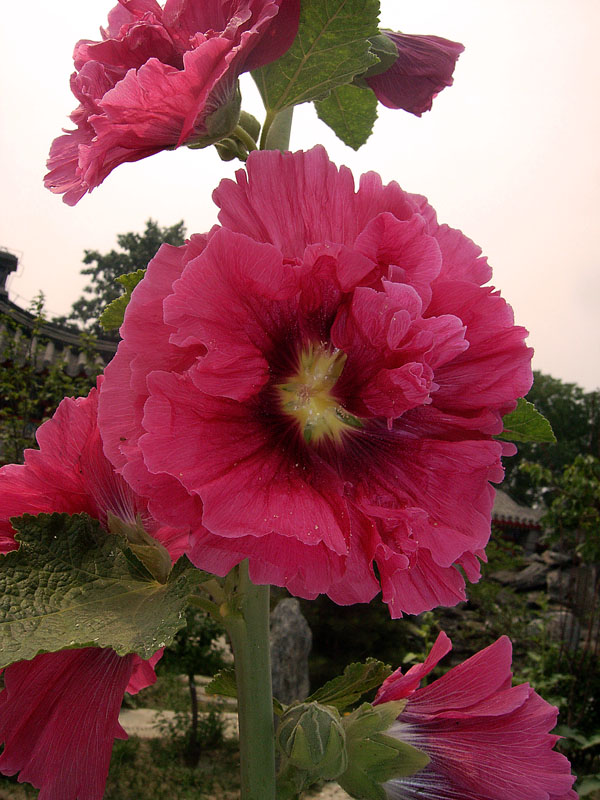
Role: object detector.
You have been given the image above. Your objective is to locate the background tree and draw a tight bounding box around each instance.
[55,219,186,338]
[158,609,228,766]
[502,371,600,505]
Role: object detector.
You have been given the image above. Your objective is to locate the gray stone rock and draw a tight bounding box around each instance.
[270,598,312,705]
[527,611,581,650]
[545,610,581,651]
[491,561,548,591]
[571,565,600,618]
[541,550,573,567]
[546,569,573,604]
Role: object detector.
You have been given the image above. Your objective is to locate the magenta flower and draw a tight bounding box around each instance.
[0,385,183,799]
[367,31,464,115]
[98,146,533,617]
[374,632,577,800]
[44,0,300,205]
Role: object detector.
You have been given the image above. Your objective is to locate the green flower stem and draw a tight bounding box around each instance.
[260,106,294,151]
[233,124,259,153]
[222,561,276,800]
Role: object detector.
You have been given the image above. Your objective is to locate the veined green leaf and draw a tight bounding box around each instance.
[99,268,146,331]
[315,83,378,149]
[253,0,380,112]
[0,513,202,667]
[307,658,392,711]
[498,398,556,443]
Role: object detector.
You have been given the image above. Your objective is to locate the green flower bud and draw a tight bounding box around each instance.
[238,110,261,143]
[277,702,348,781]
[187,84,242,149]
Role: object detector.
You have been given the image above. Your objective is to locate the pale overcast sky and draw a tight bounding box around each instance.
[1,1,598,391]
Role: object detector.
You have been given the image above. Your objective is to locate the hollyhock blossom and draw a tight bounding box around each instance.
[0,384,185,799]
[374,632,577,800]
[45,0,300,205]
[366,31,464,115]
[98,146,533,617]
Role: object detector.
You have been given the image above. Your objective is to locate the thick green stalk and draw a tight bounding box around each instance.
[260,106,294,151]
[223,562,276,800]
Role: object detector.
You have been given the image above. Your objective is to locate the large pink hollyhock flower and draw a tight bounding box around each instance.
[98,146,533,617]
[366,32,464,115]
[0,384,184,799]
[373,632,577,800]
[45,0,300,205]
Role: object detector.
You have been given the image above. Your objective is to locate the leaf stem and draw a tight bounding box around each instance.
[187,593,220,617]
[233,124,258,153]
[222,561,276,800]
[260,107,294,152]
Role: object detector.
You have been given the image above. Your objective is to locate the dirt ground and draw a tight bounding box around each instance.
[119,709,352,799]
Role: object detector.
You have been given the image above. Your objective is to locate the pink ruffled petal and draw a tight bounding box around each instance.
[127,650,163,694]
[375,631,452,703]
[47,0,300,203]
[163,229,298,401]
[140,370,350,555]
[99,147,533,616]
[214,146,367,255]
[354,212,442,308]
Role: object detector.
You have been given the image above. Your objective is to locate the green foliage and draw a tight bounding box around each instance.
[461,536,531,645]
[157,609,229,766]
[99,269,146,332]
[498,397,556,443]
[160,607,227,679]
[159,703,226,766]
[307,659,392,711]
[253,0,380,113]
[518,647,600,788]
[104,737,241,799]
[0,296,99,465]
[298,592,424,690]
[537,455,600,562]
[206,667,238,700]
[0,513,202,665]
[57,219,186,337]
[502,371,600,505]
[315,83,378,149]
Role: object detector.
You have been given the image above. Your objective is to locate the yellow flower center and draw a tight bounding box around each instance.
[277,343,362,445]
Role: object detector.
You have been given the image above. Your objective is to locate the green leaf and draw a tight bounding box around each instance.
[205,667,238,699]
[307,658,392,711]
[337,702,429,800]
[99,268,146,331]
[315,84,378,149]
[0,513,202,667]
[253,0,380,113]
[498,398,557,443]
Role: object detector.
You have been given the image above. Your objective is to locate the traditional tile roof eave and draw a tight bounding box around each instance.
[492,488,543,529]
[0,296,118,358]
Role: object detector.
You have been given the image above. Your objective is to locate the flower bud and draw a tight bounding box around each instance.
[277,702,348,781]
